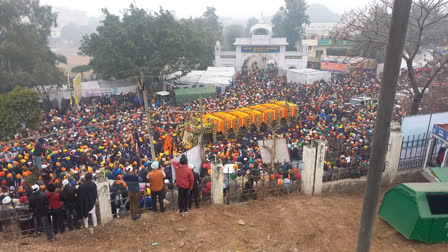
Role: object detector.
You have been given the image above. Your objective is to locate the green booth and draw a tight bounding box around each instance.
[174,86,216,104]
[379,182,448,243]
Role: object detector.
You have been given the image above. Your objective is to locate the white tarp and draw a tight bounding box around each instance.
[171,145,202,182]
[285,68,331,84]
[257,139,291,164]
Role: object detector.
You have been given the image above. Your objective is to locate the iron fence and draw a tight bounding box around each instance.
[398,133,442,170]
[323,150,370,182]
[224,162,302,205]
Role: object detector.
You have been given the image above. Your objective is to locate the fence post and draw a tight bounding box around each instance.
[211,162,224,204]
[383,128,403,184]
[96,171,113,225]
[302,140,325,195]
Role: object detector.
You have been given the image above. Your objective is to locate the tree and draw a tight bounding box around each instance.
[223,24,245,50]
[245,17,259,36]
[79,5,217,92]
[0,0,65,94]
[202,7,223,41]
[333,0,448,115]
[271,0,310,50]
[71,65,91,73]
[180,8,223,69]
[0,86,41,140]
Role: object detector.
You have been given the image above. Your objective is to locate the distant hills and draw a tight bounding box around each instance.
[307,3,340,23]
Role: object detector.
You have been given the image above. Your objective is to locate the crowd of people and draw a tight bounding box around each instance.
[0,65,406,240]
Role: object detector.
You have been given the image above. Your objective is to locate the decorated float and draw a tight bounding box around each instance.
[182,101,297,147]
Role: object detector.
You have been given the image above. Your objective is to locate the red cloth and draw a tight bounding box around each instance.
[172,160,194,189]
[46,191,63,209]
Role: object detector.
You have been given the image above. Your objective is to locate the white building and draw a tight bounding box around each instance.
[214,20,308,71]
[304,23,337,38]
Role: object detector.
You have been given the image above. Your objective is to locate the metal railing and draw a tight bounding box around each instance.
[398,133,442,170]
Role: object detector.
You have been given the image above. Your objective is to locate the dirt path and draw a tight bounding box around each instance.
[7,191,448,252]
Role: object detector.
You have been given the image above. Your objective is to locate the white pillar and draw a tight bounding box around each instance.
[211,163,224,205]
[302,140,325,195]
[95,172,113,225]
[384,130,403,184]
[314,140,325,195]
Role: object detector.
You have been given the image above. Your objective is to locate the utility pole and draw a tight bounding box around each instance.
[356,1,411,251]
[139,70,156,160]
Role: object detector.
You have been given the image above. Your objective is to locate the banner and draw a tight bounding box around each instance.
[321,61,348,72]
[73,73,82,104]
[241,46,280,53]
[85,88,119,97]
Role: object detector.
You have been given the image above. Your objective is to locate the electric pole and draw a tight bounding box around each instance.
[138,70,156,161]
[356,1,411,251]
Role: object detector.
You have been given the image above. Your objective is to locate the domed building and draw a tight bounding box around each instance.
[214,19,308,71]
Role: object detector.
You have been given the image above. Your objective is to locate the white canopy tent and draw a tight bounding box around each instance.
[283,68,331,84]
[171,67,236,90]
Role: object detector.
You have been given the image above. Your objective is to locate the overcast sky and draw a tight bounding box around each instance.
[42,0,369,19]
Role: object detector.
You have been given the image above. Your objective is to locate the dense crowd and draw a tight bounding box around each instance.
[0,66,405,240]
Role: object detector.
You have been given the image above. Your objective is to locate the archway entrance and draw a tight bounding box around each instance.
[243,54,277,71]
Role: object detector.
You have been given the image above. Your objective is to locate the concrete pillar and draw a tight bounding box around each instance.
[211,162,224,205]
[314,140,325,195]
[384,129,403,184]
[95,171,113,225]
[301,140,325,195]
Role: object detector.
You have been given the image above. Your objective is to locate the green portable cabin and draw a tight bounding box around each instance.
[173,86,216,104]
[379,182,448,244]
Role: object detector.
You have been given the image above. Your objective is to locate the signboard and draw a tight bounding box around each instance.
[285,56,302,59]
[73,73,82,104]
[433,124,448,143]
[241,46,280,53]
[220,55,236,59]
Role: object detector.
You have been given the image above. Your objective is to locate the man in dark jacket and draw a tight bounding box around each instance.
[60,179,79,230]
[188,164,201,209]
[33,138,45,170]
[28,184,53,240]
[123,166,141,220]
[78,173,97,228]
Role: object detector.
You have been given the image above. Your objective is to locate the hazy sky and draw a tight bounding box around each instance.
[42,0,369,19]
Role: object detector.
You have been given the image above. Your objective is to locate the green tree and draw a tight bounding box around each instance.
[202,7,223,41]
[223,24,245,50]
[271,0,310,50]
[0,86,42,140]
[79,5,216,92]
[71,65,91,73]
[245,17,259,36]
[0,0,65,94]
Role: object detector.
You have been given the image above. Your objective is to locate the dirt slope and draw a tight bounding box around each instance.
[7,191,448,252]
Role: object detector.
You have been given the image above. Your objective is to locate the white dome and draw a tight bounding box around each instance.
[250,23,272,35]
